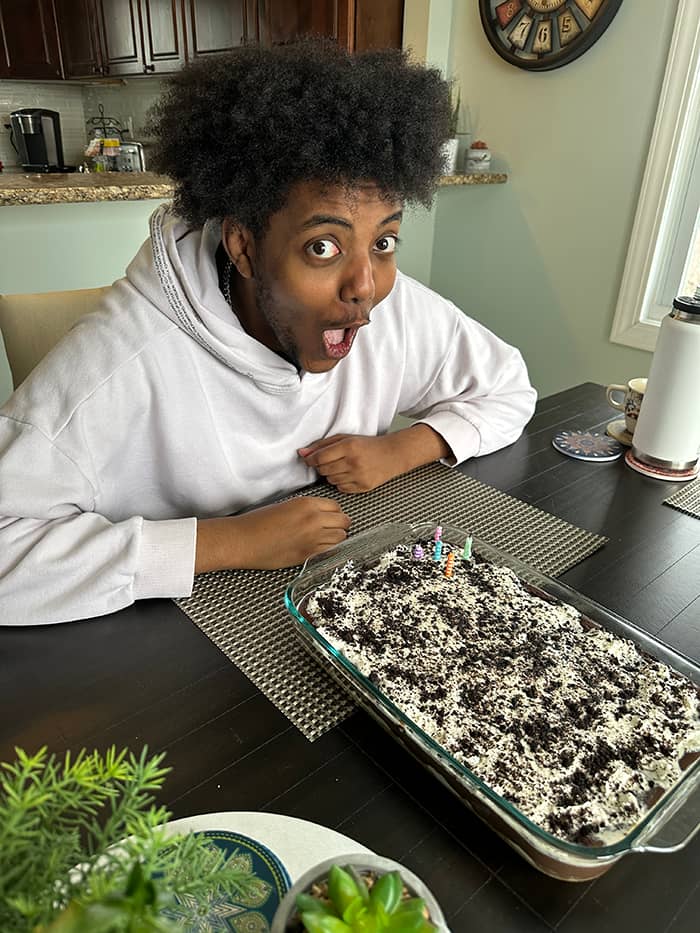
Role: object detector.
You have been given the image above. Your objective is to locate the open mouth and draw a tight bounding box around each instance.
[322,326,360,360]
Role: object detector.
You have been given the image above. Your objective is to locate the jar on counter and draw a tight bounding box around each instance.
[101,138,121,172]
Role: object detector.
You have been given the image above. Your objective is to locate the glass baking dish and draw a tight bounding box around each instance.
[284,520,700,881]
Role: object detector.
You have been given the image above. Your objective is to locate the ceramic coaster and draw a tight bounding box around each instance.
[606,419,633,447]
[624,449,700,482]
[552,430,624,462]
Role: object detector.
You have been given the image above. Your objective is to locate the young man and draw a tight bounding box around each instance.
[0,40,536,625]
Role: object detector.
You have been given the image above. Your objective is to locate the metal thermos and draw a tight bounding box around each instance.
[631,291,700,473]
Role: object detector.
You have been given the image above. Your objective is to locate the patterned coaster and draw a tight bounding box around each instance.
[175,462,608,740]
[663,478,700,519]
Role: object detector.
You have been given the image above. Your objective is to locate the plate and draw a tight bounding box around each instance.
[606,418,633,447]
[161,812,373,931]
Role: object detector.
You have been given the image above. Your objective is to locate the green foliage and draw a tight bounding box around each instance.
[297,865,437,933]
[0,746,258,933]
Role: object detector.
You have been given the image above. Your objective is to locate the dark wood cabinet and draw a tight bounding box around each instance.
[58,0,185,77]
[0,0,64,79]
[257,0,403,51]
[3,0,403,80]
[55,0,102,77]
[182,0,257,61]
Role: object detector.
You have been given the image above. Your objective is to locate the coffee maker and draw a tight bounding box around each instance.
[9,108,71,172]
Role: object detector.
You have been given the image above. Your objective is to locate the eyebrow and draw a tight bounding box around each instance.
[300,209,404,231]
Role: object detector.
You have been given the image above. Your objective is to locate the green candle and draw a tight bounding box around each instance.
[462,535,473,560]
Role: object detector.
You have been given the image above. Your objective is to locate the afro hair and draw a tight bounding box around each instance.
[146,38,453,233]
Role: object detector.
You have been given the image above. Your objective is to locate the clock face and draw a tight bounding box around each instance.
[479,0,623,71]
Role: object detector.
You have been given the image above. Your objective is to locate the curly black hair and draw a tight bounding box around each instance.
[146,38,452,233]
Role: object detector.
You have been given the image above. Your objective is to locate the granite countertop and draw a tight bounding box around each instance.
[0,171,174,206]
[0,170,507,206]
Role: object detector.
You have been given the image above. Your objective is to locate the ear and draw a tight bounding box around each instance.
[222,219,256,279]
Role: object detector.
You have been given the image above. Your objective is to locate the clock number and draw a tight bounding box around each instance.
[532,19,552,54]
[558,11,582,47]
[496,0,522,29]
[574,0,604,20]
[509,14,533,50]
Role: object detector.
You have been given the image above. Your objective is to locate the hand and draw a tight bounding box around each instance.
[298,426,452,493]
[195,497,351,572]
[298,434,399,493]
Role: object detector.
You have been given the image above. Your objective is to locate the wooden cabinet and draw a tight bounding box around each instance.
[0,0,64,79]
[56,0,103,76]
[2,0,403,80]
[58,0,186,77]
[257,0,404,52]
[182,0,260,61]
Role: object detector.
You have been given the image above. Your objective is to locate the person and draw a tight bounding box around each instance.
[0,39,536,625]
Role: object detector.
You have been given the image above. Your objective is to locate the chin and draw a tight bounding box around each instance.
[304,357,341,374]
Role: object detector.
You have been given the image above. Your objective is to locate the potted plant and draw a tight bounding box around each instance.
[0,745,260,932]
[441,86,461,175]
[271,854,450,933]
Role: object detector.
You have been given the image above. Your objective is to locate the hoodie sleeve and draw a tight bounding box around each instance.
[0,414,196,625]
[396,283,537,464]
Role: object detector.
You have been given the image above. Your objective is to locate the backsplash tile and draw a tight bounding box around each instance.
[0,77,163,173]
[0,81,85,170]
[83,78,164,140]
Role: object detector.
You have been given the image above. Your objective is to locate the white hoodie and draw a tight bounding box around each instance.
[0,205,536,625]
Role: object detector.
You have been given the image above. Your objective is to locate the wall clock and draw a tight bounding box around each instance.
[478,0,624,71]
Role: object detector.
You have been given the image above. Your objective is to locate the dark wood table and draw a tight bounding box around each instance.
[2,382,699,932]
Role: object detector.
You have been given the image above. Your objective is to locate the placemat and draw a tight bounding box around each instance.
[663,478,700,519]
[175,463,608,740]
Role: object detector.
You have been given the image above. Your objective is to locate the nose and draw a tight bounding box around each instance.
[340,252,375,307]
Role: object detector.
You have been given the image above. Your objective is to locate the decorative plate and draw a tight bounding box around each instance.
[160,830,290,933]
[552,429,623,461]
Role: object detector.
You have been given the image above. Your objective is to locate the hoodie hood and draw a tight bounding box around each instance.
[124,203,302,394]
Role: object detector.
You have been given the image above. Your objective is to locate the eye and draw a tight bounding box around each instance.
[307,239,341,259]
[374,234,399,255]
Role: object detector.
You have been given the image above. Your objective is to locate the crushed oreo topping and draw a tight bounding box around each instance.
[304,540,700,847]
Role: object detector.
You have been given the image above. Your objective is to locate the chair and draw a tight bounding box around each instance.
[0,286,110,389]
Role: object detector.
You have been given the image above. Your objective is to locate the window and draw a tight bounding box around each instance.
[610,0,700,352]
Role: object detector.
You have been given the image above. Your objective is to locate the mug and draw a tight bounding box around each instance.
[606,377,647,435]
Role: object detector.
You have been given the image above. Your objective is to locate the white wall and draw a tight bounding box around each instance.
[430,1,679,397]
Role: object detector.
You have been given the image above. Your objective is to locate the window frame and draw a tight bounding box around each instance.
[610,0,700,352]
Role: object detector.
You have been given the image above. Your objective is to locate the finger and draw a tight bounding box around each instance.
[298,434,349,457]
[322,468,354,486]
[303,496,348,515]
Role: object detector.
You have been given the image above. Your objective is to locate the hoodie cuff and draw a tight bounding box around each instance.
[133,517,197,600]
[417,411,481,467]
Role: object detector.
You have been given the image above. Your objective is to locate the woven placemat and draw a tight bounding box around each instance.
[175,462,607,740]
[663,478,700,519]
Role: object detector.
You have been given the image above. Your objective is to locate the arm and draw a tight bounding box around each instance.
[0,416,349,625]
[194,497,350,572]
[298,423,450,493]
[299,292,537,493]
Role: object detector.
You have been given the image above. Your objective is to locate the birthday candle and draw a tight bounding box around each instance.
[412,544,425,560]
[462,535,473,560]
[433,539,443,561]
[433,525,443,542]
[444,552,455,578]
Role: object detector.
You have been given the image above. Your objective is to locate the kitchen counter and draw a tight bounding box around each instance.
[0,172,174,206]
[0,170,507,206]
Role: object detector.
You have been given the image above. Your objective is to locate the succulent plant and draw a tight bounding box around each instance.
[295,863,437,932]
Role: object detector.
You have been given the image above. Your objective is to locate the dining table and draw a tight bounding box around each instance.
[1,380,699,933]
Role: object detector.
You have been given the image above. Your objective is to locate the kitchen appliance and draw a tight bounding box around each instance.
[629,290,700,480]
[9,108,72,172]
[117,141,146,172]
